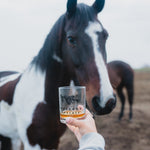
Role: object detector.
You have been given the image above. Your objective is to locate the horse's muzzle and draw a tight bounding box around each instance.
[92,95,116,115]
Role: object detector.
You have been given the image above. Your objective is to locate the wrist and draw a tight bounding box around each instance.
[79,132,105,150]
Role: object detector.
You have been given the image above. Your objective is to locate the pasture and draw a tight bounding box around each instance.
[58,70,150,150]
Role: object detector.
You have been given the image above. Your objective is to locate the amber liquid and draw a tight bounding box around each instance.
[60,110,85,119]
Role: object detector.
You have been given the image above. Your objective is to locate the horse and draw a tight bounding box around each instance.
[107,60,134,121]
[0,0,116,149]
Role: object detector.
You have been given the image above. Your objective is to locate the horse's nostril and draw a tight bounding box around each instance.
[92,96,100,102]
[106,98,116,110]
[92,95,116,115]
[92,96,101,110]
[113,93,116,99]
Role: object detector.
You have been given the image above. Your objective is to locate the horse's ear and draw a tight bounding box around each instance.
[92,0,105,14]
[67,0,77,18]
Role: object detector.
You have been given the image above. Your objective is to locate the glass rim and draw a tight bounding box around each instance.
[59,86,85,90]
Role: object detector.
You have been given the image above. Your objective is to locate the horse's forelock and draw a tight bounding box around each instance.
[65,4,96,32]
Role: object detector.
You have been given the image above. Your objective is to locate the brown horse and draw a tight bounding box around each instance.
[0,0,116,149]
[107,60,134,121]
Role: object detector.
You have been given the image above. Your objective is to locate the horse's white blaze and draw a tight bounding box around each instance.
[85,21,114,107]
[0,73,20,87]
[53,54,63,63]
[13,65,46,149]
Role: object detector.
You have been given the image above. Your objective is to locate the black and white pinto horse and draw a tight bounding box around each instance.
[0,0,116,149]
[107,60,134,121]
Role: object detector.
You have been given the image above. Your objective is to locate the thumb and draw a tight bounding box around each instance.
[66,117,83,128]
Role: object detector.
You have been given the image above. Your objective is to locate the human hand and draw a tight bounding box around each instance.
[66,107,97,142]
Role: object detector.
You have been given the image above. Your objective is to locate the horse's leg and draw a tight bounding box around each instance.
[11,138,22,150]
[117,86,125,121]
[127,85,134,121]
[16,126,41,150]
[24,143,41,150]
[0,135,11,150]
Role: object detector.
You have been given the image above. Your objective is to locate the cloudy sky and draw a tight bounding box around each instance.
[0,0,150,71]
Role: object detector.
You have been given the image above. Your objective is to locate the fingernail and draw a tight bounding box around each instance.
[66,117,71,123]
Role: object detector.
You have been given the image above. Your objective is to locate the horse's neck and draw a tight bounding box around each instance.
[44,61,71,106]
[25,61,71,108]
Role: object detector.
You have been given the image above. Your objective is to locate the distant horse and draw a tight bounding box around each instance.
[107,60,134,121]
[0,0,116,149]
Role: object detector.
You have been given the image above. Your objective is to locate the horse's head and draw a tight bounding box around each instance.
[55,0,116,115]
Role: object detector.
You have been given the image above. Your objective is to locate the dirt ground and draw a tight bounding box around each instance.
[1,71,149,150]
[58,71,150,150]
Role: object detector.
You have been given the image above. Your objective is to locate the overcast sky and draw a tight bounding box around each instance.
[0,0,150,72]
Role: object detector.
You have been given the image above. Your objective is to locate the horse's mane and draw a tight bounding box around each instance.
[31,4,96,71]
[31,14,66,71]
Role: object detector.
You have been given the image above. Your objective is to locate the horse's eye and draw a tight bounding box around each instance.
[67,36,76,46]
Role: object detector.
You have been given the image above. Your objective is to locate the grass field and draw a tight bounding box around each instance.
[58,71,150,150]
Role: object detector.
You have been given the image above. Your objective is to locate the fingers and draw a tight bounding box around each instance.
[66,117,82,127]
[66,111,93,128]
[66,123,81,141]
[78,105,84,110]
[66,124,76,132]
[78,105,93,118]
[66,109,97,142]
[86,108,93,117]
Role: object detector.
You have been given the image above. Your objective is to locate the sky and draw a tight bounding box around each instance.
[0,0,150,72]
